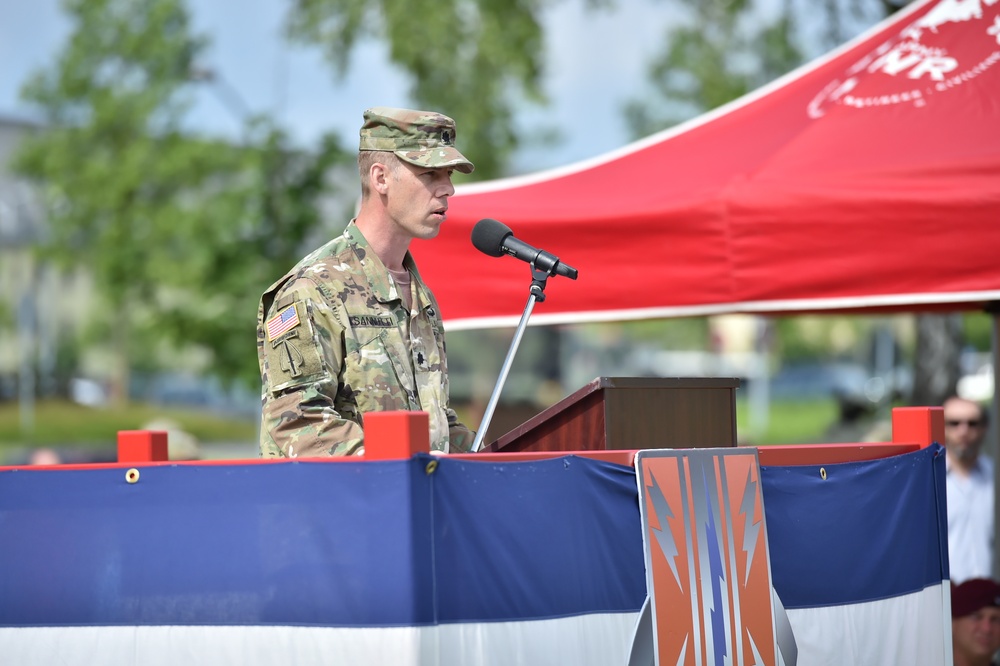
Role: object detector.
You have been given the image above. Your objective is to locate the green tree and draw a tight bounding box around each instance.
[285,0,579,179]
[14,0,349,399]
[963,311,993,352]
[623,0,905,138]
[153,123,349,387]
[624,0,803,137]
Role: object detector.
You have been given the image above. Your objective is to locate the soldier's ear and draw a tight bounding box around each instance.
[371,162,392,195]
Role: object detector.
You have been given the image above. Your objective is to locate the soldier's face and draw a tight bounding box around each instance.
[387,161,456,240]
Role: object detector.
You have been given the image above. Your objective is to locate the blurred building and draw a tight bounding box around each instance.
[1,115,44,398]
[1,114,103,402]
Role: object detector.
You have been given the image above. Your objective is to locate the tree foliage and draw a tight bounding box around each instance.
[14,0,349,398]
[624,0,803,137]
[285,0,556,179]
[152,123,348,388]
[624,0,900,138]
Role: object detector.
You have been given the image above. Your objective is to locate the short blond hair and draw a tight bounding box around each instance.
[358,150,398,199]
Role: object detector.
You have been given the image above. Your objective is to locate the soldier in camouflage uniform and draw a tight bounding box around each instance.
[256,107,476,457]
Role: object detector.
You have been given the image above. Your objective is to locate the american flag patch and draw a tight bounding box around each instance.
[266,304,300,341]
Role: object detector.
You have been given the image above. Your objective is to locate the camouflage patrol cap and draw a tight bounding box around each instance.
[359,107,474,174]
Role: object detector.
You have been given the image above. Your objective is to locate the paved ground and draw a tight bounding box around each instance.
[200,441,257,460]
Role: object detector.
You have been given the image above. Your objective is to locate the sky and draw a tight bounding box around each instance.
[0,0,679,175]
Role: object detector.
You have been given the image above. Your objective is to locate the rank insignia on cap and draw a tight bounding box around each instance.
[266,304,300,341]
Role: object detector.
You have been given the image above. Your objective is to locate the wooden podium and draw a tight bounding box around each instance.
[484,376,739,453]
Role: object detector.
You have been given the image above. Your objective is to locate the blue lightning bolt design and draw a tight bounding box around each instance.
[739,466,762,586]
[648,472,682,587]
[703,467,728,666]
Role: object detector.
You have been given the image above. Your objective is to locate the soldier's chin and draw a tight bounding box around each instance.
[416,224,442,240]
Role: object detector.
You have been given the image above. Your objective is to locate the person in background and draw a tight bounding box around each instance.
[142,418,202,461]
[952,578,1000,666]
[28,448,62,465]
[256,107,475,458]
[944,394,993,583]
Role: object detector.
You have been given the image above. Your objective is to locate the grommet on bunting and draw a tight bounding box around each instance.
[425,460,438,475]
[820,467,827,480]
[125,468,140,484]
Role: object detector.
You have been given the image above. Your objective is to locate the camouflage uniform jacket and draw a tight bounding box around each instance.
[257,221,474,457]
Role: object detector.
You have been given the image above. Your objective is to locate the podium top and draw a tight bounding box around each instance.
[488,376,740,452]
[577,376,741,391]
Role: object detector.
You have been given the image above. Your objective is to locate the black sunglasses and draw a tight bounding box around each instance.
[946,419,982,428]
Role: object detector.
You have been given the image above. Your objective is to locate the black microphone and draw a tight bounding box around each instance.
[470,218,579,279]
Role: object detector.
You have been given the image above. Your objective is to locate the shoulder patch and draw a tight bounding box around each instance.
[264,300,327,391]
[266,303,301,342]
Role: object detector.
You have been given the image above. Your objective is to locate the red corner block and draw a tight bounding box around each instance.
[892,406,944,448]
[118,430,169,463]
[363,411,430,460]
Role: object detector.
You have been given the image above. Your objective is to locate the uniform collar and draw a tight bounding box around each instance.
[344,221,426,305]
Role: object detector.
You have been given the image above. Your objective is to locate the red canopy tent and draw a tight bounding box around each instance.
[412,0,1000,330]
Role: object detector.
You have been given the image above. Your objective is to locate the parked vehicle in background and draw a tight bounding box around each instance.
[767,361,912,406]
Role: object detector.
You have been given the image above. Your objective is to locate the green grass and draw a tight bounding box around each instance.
[736,397,841,446]
[0,399,256,449]
[0,396,849,460]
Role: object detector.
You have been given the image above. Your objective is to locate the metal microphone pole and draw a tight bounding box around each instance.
[470,267,550,453]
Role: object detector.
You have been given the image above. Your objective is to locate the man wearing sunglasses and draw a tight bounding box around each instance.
[944,394,994,583]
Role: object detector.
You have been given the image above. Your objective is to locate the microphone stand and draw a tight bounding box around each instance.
[470,264,553,453]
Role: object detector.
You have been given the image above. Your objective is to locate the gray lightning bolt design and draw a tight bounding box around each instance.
[739,466,762,586]
[675,636,689,666]
[747,629,766,666]
[649,471,682,587]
